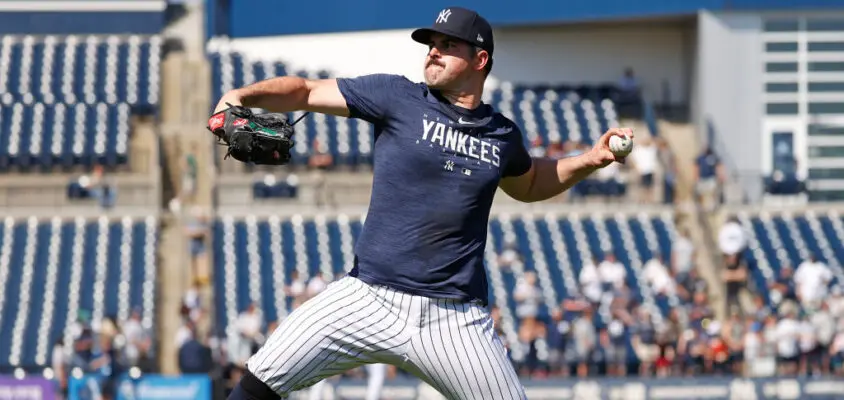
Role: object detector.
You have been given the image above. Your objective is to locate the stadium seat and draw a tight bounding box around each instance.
[0,34,160,171]
[0,216,157,371]
[735,210,844,306]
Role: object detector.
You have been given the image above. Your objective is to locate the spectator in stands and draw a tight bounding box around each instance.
[571,307,597,377]
[175,317,195,350]
[829,286,844,320]
[52,338,68,397]
[69,327,96,372]
[606,320,628,377]
[770,264,798,304]
[180,144,199,203]
[830,320,844,375]
[678,324,708,376]
[798,310,818,376]
[545,308,566,376]
[676,267,708,304]
[179,323,213,374]
[610,281,636,326]
[89,164,117,209]
[185,206,211,286]
[309,139,334,207]
[230,302,264,368]
[632,307,659,376]
[514,271,542,329]
[775,303,802,376]
[688,290,715,331]
[656,310,681,377]
[694,146,725,211]
[722,307,747,376]
[528,137,545,158]
[286,270,308,309]
[750,294,773,324]
[306,271,329,299]
[497,237,522,271]
[707,321,731,375]
[743,320,764,377]
[598,252,626,292]
[629,136,658,203]
[183,279,204,323]
[811,301,835,375]
[546,139,565,160]
[794,253,833,309]
[718,216,747,259]
[121,308,151,370]
[656,137,677,204]
[671,227,695,280]
[722,252,748,313]
[579,255,603,304]
[642,254,676,299]
[593,160,625,201]
[765,156,806,195]
[519,317,547,378]
[616,67,643,119]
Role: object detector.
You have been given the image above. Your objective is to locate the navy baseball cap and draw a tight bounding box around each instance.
[411,7,494,56]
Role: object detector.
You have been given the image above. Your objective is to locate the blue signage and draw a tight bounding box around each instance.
[69,374,211,400]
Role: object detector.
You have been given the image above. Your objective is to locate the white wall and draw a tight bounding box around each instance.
[492,22,692,103]
[696,10,764,201]
[218,20,692,105]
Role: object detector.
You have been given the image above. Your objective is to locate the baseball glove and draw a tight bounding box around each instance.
[207,104,304,165]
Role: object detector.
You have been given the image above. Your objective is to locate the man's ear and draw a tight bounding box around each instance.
[474,49,490,73]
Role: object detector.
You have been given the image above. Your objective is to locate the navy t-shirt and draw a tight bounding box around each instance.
[336,74,533,304]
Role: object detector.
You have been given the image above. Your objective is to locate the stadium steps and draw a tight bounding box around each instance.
[656,121,726,319]
[153,214,190,375]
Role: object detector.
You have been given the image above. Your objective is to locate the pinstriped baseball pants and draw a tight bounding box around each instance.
[247,275,527,400]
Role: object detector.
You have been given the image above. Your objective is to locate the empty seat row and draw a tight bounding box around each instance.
[0,34,160,107]
[0,102,131,170]
[0,216,158,370]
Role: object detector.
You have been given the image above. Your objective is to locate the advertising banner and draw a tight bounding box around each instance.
[69,374,211,400]
[0,377,55,400]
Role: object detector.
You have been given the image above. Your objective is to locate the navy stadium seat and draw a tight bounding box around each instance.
[0,216,158,371]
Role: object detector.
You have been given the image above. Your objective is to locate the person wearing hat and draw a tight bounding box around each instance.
[217,6,633,400]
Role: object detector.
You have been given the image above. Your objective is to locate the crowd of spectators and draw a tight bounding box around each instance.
[50,308,156,399]
[499,220,844,380]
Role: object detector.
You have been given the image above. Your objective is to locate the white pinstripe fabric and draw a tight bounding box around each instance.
[247,276,526,399]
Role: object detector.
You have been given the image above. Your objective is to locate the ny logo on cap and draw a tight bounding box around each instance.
[436,9,452,24]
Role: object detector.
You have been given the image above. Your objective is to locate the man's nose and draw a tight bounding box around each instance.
[428,45,441,57]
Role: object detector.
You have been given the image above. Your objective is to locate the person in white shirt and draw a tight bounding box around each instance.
[306,272,329,300]
[775,305,801,376]
[579,256,603,303]
[798,314,817,376]
[230,303,264,367]
[629,136,659,203]
[830,320,844,375]
[286,270,308,309]
[671,228,695,277]
[794,254,833,309]
[641,255,675,297]
[514,271,542,323]
[718,217,747,258]
[828,286,844,320]
[598,253,627,292]
[811,302,835,375]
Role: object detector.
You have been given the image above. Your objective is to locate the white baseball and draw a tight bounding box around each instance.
[608,134,633,157]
